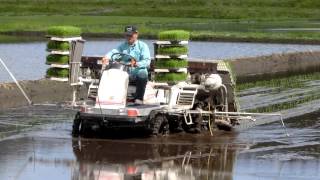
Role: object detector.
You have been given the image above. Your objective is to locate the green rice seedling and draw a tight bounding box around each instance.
[158,46,188,56]
[46,68,69,78]
[248,92,320,113]
[47,41,70,51]
[158,30,190,41]
[46,54,69,64]
[47,26,82,37]
[154,72,187,83]
[236,72,320,92]
[155,59,188,69]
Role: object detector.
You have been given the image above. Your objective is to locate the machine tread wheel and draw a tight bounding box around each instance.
[72,112,82,137]
[149,113,168,136]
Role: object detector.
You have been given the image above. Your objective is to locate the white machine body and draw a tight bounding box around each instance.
[96,69,129,109]
[95,68,159,108]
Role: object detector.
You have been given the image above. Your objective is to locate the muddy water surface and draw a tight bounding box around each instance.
[0,103,319,180]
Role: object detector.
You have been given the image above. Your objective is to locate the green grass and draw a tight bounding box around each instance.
[1,1,320,43]
[46,68,69,78]
[47,41,70,51]
[236,72,320,92]
[47,26,81,37]
[1,15,320,43]
[154,72,188,83]
[0,35,43,43]
[158,30,190,41]
[46,54,69,64]
[158,46,188,56]
[1,0,320,20]
[155,59,188,69]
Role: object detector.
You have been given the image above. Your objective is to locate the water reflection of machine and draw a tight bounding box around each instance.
[71,138,245,180]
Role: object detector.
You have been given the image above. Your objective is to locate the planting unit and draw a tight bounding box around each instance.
[45,26,82,82]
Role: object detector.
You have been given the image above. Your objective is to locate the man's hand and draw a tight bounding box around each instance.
[102,56,109,65]
[130,58,137,67]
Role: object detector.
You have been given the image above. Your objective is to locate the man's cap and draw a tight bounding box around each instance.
[124,25,138,36]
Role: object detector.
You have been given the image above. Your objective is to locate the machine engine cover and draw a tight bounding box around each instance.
[96,69,129,109]
[204,74,222,90]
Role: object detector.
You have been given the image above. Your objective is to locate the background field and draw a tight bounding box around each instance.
[1,0,320,42]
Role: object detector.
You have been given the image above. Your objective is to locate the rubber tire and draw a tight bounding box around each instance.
[149,114,166,136]
[79,119,95,137]
[72,112,82,137]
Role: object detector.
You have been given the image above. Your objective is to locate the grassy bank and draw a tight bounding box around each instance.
[1,15,320,43]
[1,0,320,43]
[1,0,320,19]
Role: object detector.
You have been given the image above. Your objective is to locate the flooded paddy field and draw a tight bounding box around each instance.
[0,75,319,179]
[238,72,320,114]
[0,108,319,179]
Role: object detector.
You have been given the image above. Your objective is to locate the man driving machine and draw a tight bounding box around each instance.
[102,26,151,105]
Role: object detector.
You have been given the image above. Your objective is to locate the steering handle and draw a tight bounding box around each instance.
[110,52,135,63]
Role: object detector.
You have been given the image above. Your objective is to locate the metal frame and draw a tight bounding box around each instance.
[184,109,289,136]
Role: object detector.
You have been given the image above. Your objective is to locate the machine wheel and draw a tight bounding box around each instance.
[72,112,82,137]
[79,119,96,137]
[168,115,184,133]
[148,113,168,136]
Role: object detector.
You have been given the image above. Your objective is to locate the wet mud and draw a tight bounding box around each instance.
[0,79,88,109]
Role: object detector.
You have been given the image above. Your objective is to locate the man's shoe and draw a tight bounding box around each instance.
[134,99,143,105]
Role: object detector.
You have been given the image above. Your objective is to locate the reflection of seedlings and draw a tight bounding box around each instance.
[28,117,43,126]
[0,125,24,139]
[248,92,320,113]
[47,26,81,37]
[237,72,320,92]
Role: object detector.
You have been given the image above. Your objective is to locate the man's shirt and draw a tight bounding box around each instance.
[106,40,151,69]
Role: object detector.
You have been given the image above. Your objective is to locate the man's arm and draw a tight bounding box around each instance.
[105,44,123,59]
[102,43,123,65]
[136,43,151,68]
